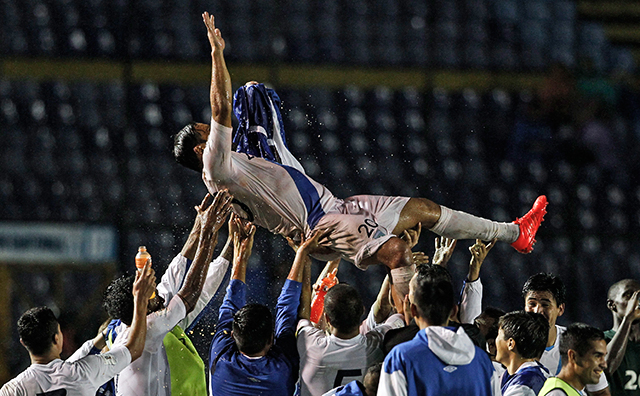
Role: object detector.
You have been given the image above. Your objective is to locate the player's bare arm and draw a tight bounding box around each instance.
[177,190,233,312]
[291,230,328,320]
[126,261,156,361]
[606,289,640,374]
[202,11,232,128]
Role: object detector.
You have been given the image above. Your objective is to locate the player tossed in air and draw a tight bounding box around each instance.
[173,12,548,295]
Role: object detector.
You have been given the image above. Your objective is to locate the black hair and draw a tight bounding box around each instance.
[173,122,204,172]
[325,284,365,333]
[412,266,455,326]
[103,275,136,326]
[559,323,605,366]
[499,311,549,359]
[415,263,452,283]
[522,273,566,306]
[232,304,274,355]
[18,307,59,355]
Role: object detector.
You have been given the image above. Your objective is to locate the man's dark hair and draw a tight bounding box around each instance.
[415,263,452,283]
[103,275,135,326]
[412,266,455,326]
[232,304,274,355]
[522,273,566,306]
[559,323,605,366]
[499,311,549,359]
[174,122,204,172]
[18,307,59,355]
[325,284,364,333]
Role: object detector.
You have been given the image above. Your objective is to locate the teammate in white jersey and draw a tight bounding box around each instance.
[297,282,404,396]
[522,273,611,396]
[102,190,233,396]
[173,12,548,295]
[0,264,155,396]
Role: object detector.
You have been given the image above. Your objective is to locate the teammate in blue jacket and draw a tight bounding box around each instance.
[379,264,501,396]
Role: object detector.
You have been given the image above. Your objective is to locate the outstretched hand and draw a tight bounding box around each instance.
[202,12,225,52]
[432,237,457,267]
[197,190,233,234]
[401,223,422,249]
[467,239,496,282]
[298,229,330,255]
[231,213,256,262]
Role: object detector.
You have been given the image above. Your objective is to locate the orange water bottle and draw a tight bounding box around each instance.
[310,271,338,324]
[135,246,155,299]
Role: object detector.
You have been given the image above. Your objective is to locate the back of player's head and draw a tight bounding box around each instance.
[233,303,274,355]
[103,275,135,326]
[325,283,364,333]
[363,362,383,396]
[498,311,549,359]
[522,272,566,306]
[415,263,452,283]
[559,323,605,366]
[18,307,59,356]
[411,266,455,326]
[174,122,204,172]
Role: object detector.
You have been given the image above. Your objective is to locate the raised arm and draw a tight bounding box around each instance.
[203,12,232,128]
[289,230,327,320]
[126,261,156,361]
[607,290,640,374]
[459,239,495,324]
[177,190,233,313]
[230,214,256,283]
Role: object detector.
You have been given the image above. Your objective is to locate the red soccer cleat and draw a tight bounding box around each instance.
[511,195,548,254]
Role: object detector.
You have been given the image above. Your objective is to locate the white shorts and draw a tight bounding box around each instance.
[311,195,410,269]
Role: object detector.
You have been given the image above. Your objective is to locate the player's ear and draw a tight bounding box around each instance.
[557,303,565,317]
[449,304,459,323]
[607,299,616,312]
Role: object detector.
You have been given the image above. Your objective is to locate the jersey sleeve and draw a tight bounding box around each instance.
[296,319,327,355]
[459,278,483,324]
[156,254,189,303]
[275,279,302,362]
[379,351,408,396]
[372,314,405,335]
[217,279,246,333]
[203,118,234,182]
[502,384,537,396]
[71,344,132,388]
[178,255,230,330]
[66,339,99,363]
[115,295,187,354]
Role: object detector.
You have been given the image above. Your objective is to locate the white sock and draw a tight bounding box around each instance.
[390,265,416,297]
[429,206,519,243]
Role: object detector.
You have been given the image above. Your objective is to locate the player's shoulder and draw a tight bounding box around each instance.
[1,367,38,395]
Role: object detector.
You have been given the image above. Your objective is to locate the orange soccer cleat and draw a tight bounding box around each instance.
[511,195,548,254]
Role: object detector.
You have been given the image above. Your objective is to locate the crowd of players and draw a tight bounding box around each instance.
[2,188,640,396]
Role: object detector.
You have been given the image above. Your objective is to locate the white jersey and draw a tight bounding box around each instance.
[203,119,338,240]
[0,341,131,396]
[540,325,608,392]
[296,315,404,396]
[113,254,229,396]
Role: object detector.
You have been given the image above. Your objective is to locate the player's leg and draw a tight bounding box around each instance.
[359,237,415,296]
[392,196,548,254]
